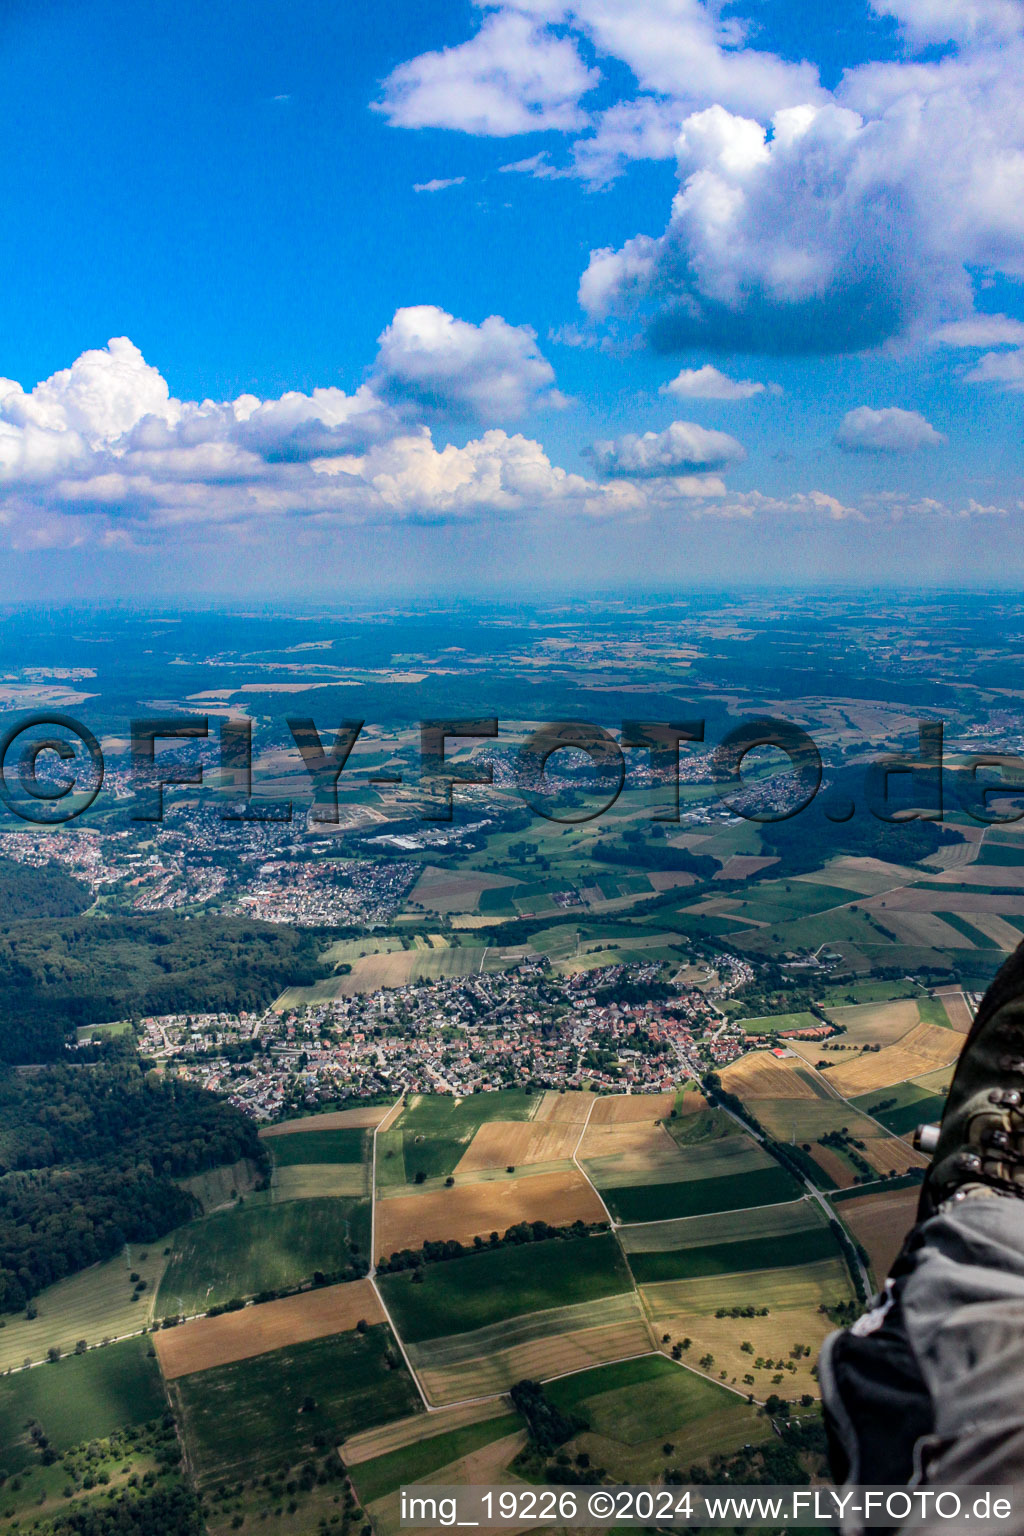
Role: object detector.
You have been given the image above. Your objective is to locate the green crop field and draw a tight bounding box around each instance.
[378,1233,633,1343]
[738,1011,821,1035]
[157,1197,369,1312]
[171,1325,421,1486]
[267,1128,366,1165]
[352,1413,521,1504]
[604,1165,800,1223]
[621,1198,823,1253]
[377,1090,537,1185]
[627,1226,840,1284]
[0,1337,165,1472]
[548,1353,737,1443]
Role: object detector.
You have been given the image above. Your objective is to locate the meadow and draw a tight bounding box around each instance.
[0,1241,172,1372]
[157,1197,369,1313]
[0,1337,164,1472]
[545,1354,762,1481]
[378,1232,633,1343]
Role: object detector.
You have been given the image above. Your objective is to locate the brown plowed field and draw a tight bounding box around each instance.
[455,1119,583,1174]
[589,1093,675,1125]
[720,1053,821,1100]
[842,1187,920,1280]
[938,990,974,1032]
[154,1278,383,1379]
[375,1169,606,1256]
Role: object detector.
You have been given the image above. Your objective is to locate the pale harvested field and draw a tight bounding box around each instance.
[578,1121,690,1187]
[720,1053,821,1100]
[375,1168,606,1254]
[842,1187,919,1280]
[273,1164,367,1200]
[871,890,1024,915]
[155,1278,383,1379]
[581,1127,767,1188]
[657,1303,832,1398]
[343,1399,496,1467]
[589,1093,676,1125]
[408,1295,645,1373]
[0,1240,172,1372]
[261,1105,392,1134]
[958,913,1022,952]
[620,1199,818,1254]
[821,1000,922,1048]
[649,870,699,890]
[860,1136,927,1176]
[930,864,1024,887]
[641,1257,851,1320]
[368,1433,528,1536]
[417,1321,653,1406]
[882,911,977,948]
[824,1023,959,1096]
[456,1119,582,1174]
[912,1064,956,1094]
[533,1090,593,1124]
[754,1099,877,1143]
[799,858,920,895]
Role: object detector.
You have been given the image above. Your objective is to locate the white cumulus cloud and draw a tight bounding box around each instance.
[375,10,598,135]
[964,350,1024,388]
[834,406,945,453]
[932,314,1024,347]
[372,305,564,419]
[661,364,771,400]
[586,419,746,477]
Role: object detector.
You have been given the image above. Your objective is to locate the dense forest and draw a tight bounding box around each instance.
[0,857,92,920]
[0,913,326,1062]
[0,1043,266,1312]
[45,1485,203,1536]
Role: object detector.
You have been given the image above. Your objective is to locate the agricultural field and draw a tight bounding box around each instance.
[375,1168,606,1255]
[409,1296,654,1405]
[820,1022,959,1096]
[0,1241,173,1372]
[262,1121,371,1199]
[0,1337,165,1473]
[352,1411,522,1504]
[578,1087,799,1221]
[640,1257,852,1399]
[378,1232,633,1343]
[837,1185,920,1283]
[545,1355,764,1482]
[157,1197,370,1313]
[169,1324,421,1488]
[156,1278,384,1378]
[622,1199,838,1285]
[376,1090,537,1188]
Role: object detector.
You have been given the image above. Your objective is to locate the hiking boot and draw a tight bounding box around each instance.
[918,952,1024,1220]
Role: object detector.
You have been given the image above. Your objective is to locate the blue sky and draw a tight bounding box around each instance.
[0,0,1022,597]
